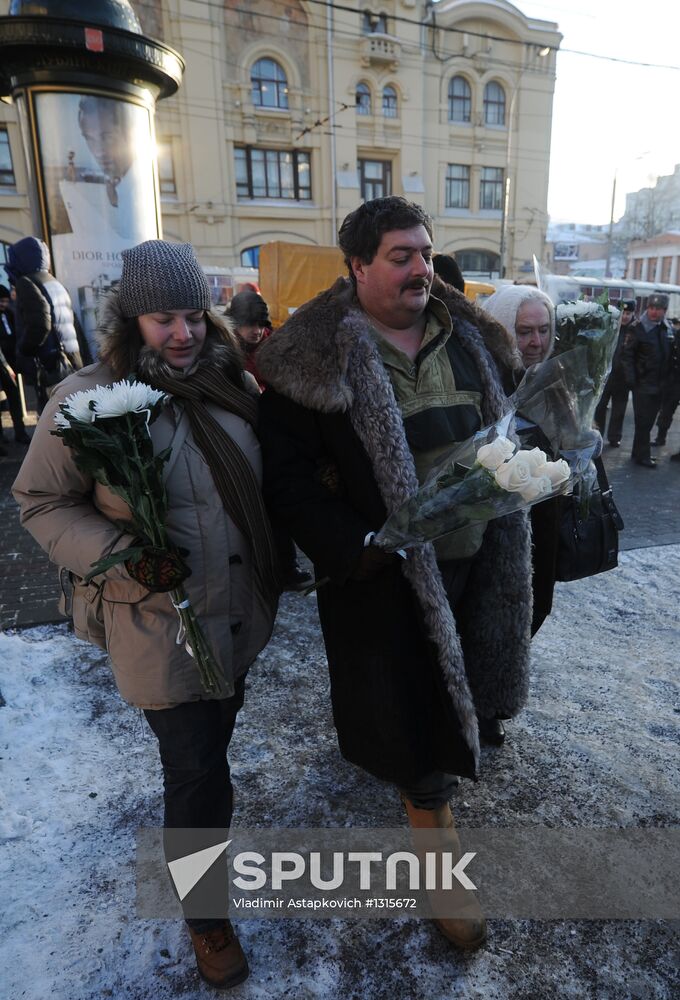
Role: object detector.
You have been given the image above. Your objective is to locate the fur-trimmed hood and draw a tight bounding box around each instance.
[96,287,244,382]
[258,276,533,774]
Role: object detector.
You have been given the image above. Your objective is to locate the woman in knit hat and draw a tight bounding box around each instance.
[12,240,280,990]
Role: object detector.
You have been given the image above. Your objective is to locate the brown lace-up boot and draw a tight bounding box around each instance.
[187,920,249,990]
[403,798,487,951]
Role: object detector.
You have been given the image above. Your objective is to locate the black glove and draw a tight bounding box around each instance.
[349,542,400,581]
[125,546,191,593]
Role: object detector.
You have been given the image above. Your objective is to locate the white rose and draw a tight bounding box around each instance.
[520,447,549,475]
[494,451,533,493]
[535,458,570,488]
[519,475,553,502]
[477,436,516,470]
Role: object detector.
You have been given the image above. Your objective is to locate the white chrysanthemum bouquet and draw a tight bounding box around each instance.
[52,379,223,694]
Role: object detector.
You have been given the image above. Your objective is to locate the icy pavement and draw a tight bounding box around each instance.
[1,546,679,1000]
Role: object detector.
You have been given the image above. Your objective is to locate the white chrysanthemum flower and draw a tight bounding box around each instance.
[477,436,516,470]
[93,380,167,419]
[61,386,104,423]
[556,300,604,322]
[53,411,71,429]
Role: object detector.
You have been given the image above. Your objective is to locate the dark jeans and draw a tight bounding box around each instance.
[594,376,629,444]
[397,557,474,811]
[0,365,26,437]
[631,390,662,462]
[144,676,246,930]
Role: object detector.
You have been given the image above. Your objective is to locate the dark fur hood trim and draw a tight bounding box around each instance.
[96,287,243,381]
[258,276,533,769]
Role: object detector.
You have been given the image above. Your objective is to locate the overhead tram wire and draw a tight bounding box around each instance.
[178,0,680,72]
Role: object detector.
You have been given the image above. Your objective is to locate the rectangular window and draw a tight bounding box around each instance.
[157,139,176,195]
[234,147,311,200]
[445,164,470,209]
[632,258,643,280]
[358,159,392,201]
[479,166,504,210]
[0,128,16,186]
[661,256,672,283]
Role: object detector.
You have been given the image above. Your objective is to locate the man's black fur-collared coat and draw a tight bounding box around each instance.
[257,276,533,784]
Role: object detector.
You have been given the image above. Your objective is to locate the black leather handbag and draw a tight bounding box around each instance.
[555,457,624,582]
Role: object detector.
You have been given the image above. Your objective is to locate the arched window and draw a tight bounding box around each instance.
[251,58,289,109]
[382,85,397,118]
[356,82,372,116]
[448,76,471,123]
[483,81,506,126]
[240,246,260,268]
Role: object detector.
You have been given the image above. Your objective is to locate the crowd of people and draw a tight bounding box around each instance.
[4,199,679,990]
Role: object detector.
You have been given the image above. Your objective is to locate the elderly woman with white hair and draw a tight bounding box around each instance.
[481,284,562,661]
[481,285,556,372]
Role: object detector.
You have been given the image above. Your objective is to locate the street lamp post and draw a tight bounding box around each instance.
[605,171,617,277]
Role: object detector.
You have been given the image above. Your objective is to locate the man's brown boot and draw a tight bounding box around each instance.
[403,798,487,951]
[188,920,249,990]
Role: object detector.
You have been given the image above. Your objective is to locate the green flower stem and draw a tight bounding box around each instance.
[170,584,223,695]
[123,417,221,695]
[126,414,168,547]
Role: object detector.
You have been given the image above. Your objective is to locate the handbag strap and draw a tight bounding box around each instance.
[593,456,610,493]
[593,456,624,531]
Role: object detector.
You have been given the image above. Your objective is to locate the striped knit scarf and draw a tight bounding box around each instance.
[144,357,281,603]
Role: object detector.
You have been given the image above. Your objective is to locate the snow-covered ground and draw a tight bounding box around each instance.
[2,546,679,1000]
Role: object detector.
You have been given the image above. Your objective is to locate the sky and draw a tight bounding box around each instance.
[473,0,680,225]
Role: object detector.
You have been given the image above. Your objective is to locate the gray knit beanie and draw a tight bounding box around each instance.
[118,240,211,317]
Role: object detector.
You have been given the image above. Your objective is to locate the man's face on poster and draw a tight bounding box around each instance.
[79,100,134,181]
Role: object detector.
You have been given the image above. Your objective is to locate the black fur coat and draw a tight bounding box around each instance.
[257,277,532,784]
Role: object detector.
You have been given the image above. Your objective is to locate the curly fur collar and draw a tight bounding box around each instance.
[257,276,521,413]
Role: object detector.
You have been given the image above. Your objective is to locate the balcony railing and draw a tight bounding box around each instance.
[361,34,400,67]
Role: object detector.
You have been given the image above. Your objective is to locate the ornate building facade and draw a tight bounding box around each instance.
[0,0,560,281]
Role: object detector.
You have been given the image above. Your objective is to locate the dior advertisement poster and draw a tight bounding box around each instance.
[34,91,160,355]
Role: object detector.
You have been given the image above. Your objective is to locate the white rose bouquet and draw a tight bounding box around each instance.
[375,410,571,552]
[520,298,620,507]
[52,379,223,694]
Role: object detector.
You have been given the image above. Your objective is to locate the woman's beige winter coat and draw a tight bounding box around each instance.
[12,363,277,709]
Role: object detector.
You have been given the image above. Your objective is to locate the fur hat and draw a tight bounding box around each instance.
[118,240,211,318]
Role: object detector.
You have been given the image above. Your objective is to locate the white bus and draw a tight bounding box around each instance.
[540,274,680,317]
